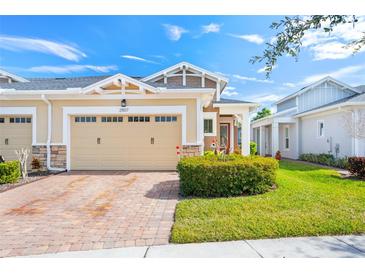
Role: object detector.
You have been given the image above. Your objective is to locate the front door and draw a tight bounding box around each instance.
[220,123,230,153]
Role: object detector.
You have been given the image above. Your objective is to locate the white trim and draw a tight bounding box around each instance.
[196,98,204,145]
[0,68,29,83]
[62,105,187,170]
[213,103,259,108]
[203,112,217,137]
[230,122,234,153]
[317,120,325,138]
[0,107,37,145]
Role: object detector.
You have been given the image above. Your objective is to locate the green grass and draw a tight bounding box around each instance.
[171,160,365,243]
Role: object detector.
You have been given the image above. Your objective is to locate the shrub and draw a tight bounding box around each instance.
[204,151,215,157]
[348,157,365,178]
[275,151,282,160]
[250,141,257,155]
[31,157,41,170]
[177,155,279,197]
[299,153,348,169]
[0,160,21,184]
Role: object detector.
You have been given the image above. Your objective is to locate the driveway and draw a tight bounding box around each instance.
[0,171,179,257]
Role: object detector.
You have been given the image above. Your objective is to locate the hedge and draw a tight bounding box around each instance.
[0,160,21,184]
[177,155,278,197]
[299,153,348,169]
[348,157,365,179]
[250,141,257,155]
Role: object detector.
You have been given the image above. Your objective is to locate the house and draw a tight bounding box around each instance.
[251,76,365,159]
[0,62,258,171]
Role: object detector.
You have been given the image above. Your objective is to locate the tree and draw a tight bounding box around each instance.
[252,107,272,121]
[250,15,364,77]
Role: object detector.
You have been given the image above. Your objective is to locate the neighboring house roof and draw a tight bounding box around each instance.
[213,98,254,104]
[355,85,365,93]
[275,76,362,105]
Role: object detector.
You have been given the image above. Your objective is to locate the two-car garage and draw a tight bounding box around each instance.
[70,114,182,170]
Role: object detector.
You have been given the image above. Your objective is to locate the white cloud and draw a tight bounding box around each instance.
[302,16,365,60]
[0,35,86,61]
[162,24,188,41]
[202,23,222,34]
[221,86,238,97]
[301,65,365,85]
[283,82,296,88]
[121,55,159,64]
[28,65,118,74]
[257,65,277,74]
[233,74,274,84]
[228,33,265,45]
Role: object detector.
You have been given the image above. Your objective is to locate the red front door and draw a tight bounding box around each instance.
[219,123,230,153]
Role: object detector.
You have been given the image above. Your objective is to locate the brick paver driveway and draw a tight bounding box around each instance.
[0,171,179,257]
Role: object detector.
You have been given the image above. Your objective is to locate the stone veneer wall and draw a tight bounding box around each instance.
[181,145,202,157]
[31,145,67,171]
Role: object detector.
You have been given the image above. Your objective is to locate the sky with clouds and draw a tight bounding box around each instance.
[0,15,364,111]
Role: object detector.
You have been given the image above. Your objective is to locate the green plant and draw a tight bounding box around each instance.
[299,153,348,169]
[348,157,365,178]
[177,155,279,197]
[250,141,257,155]
[0,160,21,184]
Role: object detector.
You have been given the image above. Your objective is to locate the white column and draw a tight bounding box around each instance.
[230,122,234,153]
[241,113,250,156]
[259,126,265,156]
[295,118,300,159]
[272,121,279,157]
[216,81,221,101]
[354,109,359,156]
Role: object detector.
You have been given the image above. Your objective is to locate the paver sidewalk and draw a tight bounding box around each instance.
[25,234,365,258]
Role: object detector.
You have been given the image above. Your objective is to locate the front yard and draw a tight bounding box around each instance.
[171,160,365,243]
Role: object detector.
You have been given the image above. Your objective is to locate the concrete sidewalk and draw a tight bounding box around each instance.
[25,235,365,258]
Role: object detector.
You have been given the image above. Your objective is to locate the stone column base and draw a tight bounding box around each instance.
[181,145,202,157]
[31,145,67,171]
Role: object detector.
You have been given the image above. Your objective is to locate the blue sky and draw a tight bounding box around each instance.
[1,15,365,110]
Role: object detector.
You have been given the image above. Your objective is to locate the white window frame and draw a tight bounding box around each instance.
[284,126,290,151]
[203,112,217,137]
[317,120,325,138]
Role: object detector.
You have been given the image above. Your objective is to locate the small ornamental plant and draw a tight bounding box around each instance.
[275,151,282,160]
[31,157,41,171]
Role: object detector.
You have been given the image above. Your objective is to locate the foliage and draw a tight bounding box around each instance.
[250,16,363,77]
[31,157,41,170]
[0,160,21,184]
[171,160,365,243]
[299,153,348,169]
[250,141,257,155]
[348,157,365,178]
[177,155,278,197]
[252,107,271,121]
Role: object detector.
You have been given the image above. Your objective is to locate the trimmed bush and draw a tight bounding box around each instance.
[0,160,21,184]
[348,157,365,178]
[250,141,257,155]
[299,153,348,169]
[177,155,278,197]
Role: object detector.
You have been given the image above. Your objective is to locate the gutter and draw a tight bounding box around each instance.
[41,95,66,172]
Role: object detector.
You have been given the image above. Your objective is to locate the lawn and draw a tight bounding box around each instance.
[171,160,365,243]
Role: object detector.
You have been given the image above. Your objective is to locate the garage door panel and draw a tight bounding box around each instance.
[71,115,181,170]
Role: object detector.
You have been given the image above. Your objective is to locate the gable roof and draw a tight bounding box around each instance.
[141,61,229,83]
[275,76,362,105]
[0,68,29,83]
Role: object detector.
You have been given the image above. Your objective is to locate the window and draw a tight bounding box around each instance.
[128,116,151,122]
[203,112,217,136]
[9,117,31,123]
[75,116,96,123]
[101,116,123,123]
[0,118,4,123]
[154,116,177,122]
[204,119,213,134]
[284,127,290,150]
[318,120,324,137]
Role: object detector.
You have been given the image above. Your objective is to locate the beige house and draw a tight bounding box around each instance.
[0,62,257,171]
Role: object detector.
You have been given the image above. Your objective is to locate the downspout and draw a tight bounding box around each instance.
[41,95,65,171]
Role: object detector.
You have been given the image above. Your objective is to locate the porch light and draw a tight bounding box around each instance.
[121,99,127,108]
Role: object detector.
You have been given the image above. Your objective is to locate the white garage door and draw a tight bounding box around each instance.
[70,115,181,170]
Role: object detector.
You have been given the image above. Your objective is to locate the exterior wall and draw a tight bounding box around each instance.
[300,110,353,158]
[277,97,296,113]
[0,100,48,143]
[32,145,47,170]
[181,145,201,157]
[203,103,220,151]
[278,123,297,159]
[52,98,197,144]
[32,145,67,170]
[298,82,356,113]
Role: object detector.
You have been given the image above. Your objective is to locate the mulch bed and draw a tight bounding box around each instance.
[0,171,64,193]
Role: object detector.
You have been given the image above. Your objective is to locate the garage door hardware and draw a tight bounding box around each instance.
[151,137,154,145]
[97,137,101,144]
[5,138,9,145]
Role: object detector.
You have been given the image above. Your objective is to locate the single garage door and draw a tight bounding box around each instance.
[70,115,182,170]
[0,116,32,165]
